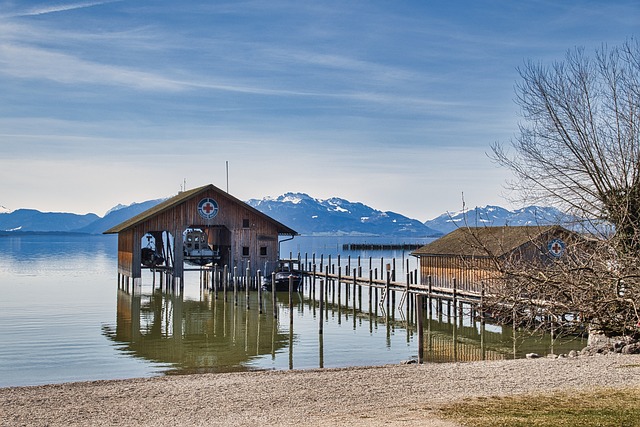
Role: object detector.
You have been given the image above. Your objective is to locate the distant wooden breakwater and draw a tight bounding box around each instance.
[341,243,424,251]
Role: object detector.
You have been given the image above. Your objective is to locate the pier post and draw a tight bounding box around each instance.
[272,272,277,319]
[233,266,238,306]
[289,275,294,325]
[312,264,316,302]
[246,267,250,310]
[319,278,324,334]
[337,260,342,303]
[406,272,411,319]
[352,268,357,311]
[257,270,262,314]
[213,264,218,299]
[385,267,391,312]
[223,265,228,302]
[427,276,433,319]
[392,258,396,282]
[368,269,373,310]
[453,277,458,324]
[417,294,424,364]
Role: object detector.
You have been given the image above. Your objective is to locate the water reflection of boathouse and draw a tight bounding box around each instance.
[105,288,290,373]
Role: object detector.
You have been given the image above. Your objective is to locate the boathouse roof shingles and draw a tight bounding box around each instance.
[103,184,297,235]
[411,225,568,258]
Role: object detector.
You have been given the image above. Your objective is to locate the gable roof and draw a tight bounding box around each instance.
[103,184,297,235]
[411,225,571,258]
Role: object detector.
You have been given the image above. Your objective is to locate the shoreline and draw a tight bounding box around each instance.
[2,354,640,426]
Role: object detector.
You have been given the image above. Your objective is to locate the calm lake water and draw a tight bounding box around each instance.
[0,234,585,388]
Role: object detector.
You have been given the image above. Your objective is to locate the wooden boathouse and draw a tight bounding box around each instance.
[411,225,582,295]
[104,183,297,286]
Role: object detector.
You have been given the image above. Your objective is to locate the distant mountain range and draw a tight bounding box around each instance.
[246,193,440,237]
[75,199,166,234]
[0,193,578,237]
[0,209,99,233]
[423,205,573,235]
[0,201,164,236]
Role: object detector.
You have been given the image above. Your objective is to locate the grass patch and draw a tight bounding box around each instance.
[439,387,640,427]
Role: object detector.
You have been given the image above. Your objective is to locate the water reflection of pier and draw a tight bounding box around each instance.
[106,265,583,375]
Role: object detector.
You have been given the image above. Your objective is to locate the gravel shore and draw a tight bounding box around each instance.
[2,354,640,427]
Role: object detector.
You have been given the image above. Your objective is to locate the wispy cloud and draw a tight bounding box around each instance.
[0,43,186,91]
[7,1,121,17]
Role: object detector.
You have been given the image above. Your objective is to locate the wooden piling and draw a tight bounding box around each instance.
[417,294,424,364]
[319,278,324,335]
[479,280,485,325]
[289,274,294,325]
[353,268,357,306]
[337,262,342,303]
[427,276,433,319]
[257,270,263,314]
[245,267,250,310]
[271,272,277,319]
[312,264,316,303]
[452,277,458,324]
[368,269,373,308]
[233,266,238,306]
[213,264,218,299]
[385,269,390,312]
[223,265,228,302]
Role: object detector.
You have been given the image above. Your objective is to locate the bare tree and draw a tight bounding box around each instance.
[477,234,640,337]
[493,40,640,252]
[490,40,640,337]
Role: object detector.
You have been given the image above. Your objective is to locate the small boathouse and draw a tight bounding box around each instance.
[104,183,297,286]
[412,225,581,294]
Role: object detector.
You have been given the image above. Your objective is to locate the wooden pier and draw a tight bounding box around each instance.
[118,251,493,365]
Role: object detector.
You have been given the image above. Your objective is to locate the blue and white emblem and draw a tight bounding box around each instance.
[548,238,566,258]
[197,198,219,220]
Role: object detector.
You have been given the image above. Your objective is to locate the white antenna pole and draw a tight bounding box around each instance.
[226,161,229,193]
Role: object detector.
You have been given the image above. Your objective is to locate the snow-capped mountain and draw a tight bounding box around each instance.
[247,192,441,237]
[424,205,575,235]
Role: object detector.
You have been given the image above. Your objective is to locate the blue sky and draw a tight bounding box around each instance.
[1,1,638,221]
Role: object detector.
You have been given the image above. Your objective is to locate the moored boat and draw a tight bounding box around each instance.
[262,259,303,292]
[141,234,165,267]
[183,228,221,266]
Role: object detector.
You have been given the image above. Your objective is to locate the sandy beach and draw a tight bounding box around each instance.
[2,354,640,426]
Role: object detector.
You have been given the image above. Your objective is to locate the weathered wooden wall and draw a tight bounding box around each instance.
[419,255,500,293]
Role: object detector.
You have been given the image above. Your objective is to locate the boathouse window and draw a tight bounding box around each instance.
[260,246,267,256]
[242,246,250,257]
[242,219,250,228]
